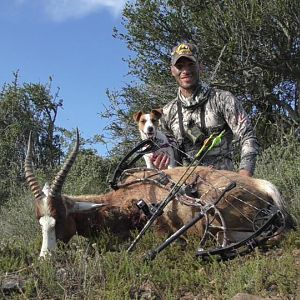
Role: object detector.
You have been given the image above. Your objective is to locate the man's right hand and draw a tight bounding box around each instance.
[150,153,170,170]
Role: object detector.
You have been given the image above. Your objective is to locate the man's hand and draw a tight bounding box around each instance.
[151,153,170,170]
[239,169,252,177]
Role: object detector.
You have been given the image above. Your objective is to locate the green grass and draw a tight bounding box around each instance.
[1,141,299,299]
[255,141,300,219]
[0,230,299,299]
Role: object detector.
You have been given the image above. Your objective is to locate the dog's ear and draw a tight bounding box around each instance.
[133,111,143,122]
[151,108,163,119]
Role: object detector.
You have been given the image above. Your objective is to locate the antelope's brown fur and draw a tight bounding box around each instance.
[25,131,287,256]
[58,167,284,243]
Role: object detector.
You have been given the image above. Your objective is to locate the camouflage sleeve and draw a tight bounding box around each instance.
[218,91,260,174]
[160,111,170,133]
[160,100,182,166]
[161,100,177,136]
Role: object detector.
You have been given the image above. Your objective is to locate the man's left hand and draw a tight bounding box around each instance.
[151,153,170,170]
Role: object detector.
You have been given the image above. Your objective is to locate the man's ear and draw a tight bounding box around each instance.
[133,111,143,122]
[151,108,163,119]
[171,65,176,77]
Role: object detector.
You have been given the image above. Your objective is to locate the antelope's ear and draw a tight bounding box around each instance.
[68,201,107,214]
[151,108,163,119]
[42,183,50,196]
[133,111,143,122]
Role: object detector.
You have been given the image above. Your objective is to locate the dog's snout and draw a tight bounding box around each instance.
[147,126,154,133]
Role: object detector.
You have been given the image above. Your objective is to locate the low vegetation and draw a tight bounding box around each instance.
[1,141,299,299]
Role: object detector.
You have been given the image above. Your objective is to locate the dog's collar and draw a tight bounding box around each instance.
[159,142,171,149]
[152,137,170,149]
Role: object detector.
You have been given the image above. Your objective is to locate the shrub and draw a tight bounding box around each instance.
[256,139,300,219]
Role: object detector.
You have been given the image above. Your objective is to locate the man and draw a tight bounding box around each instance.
[151,42,259,177]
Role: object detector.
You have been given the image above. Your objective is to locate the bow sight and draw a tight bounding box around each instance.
[136,200,162,220]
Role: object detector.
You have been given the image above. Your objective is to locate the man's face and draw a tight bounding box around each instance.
[171,57,200,91]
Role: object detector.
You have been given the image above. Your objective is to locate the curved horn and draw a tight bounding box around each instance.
[25,132,44,200]
[49,128,80,198]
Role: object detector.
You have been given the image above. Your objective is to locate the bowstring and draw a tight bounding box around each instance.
[149,135,274,210]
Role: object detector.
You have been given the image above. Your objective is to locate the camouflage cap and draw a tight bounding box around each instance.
[171,43,198,65]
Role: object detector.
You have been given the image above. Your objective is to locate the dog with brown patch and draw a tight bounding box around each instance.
[133,109,176,169]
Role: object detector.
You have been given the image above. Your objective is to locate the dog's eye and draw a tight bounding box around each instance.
[151,119,157,123]
[140,120,146,124]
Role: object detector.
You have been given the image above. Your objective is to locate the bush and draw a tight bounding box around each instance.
[0,190,39,242]
[62,149,113,195]
[256,139,300,219]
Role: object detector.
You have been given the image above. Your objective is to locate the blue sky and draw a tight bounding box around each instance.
[0,0,133,156]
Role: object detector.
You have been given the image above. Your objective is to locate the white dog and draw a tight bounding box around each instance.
[133,109,176,169]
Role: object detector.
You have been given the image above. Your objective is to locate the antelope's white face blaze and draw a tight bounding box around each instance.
[38,183,57,257]
[39,214,56,257]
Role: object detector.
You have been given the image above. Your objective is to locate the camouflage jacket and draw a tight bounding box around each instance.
[161,84,260,174]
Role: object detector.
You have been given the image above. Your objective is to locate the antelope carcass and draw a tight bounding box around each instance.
[25,131,289,258]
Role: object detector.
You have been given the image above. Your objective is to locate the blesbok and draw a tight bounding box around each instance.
[25,131,289,258]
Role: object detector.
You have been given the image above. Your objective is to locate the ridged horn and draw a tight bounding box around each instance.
[25,132,44,200]
[49,128,80,198]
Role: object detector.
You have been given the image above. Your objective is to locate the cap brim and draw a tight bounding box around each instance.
[172,54,197,65]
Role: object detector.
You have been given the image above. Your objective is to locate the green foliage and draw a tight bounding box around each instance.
[101,84,177,154]
[256,138,300,218]
[105,0,300,155]
[0,190,39,243]
[63,149,113,195]
[0,73,64,204]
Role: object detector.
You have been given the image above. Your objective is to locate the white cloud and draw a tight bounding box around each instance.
[45,0,127,21]
[13,0,128,21]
